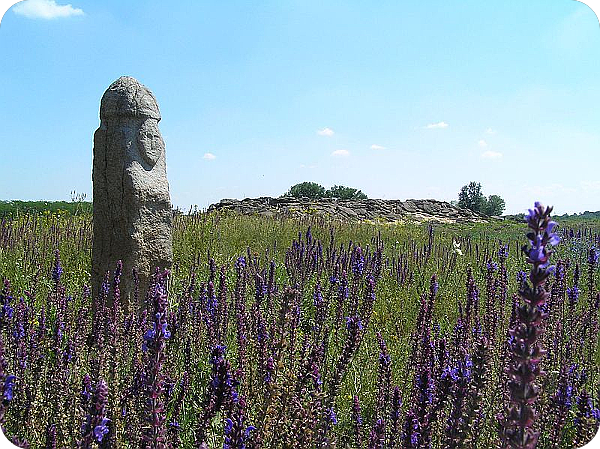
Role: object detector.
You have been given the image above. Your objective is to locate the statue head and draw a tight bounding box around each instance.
[99,76,164,167]
[100,76,161,121]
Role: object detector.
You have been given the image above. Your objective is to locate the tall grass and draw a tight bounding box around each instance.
[0,209,598,448]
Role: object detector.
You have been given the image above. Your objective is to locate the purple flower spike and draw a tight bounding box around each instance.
[51,250,63,284]
[140,271,171,448]
[588,247,599,265]
[501,201,557,449]
[94,417,110,442]
[327,407,338,425]
[3,374,15,402]
[80,378,109,448]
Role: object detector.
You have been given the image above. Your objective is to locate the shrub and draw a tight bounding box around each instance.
[282,182,367,200]
[282,182,326,199]
[325,185,367,200]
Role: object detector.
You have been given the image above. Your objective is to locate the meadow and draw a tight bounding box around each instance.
[0,206,598,448]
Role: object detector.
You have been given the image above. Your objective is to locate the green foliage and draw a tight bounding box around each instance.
[0,200,92,217]
[325,185,368,200]
[556,210,600,220]
[484,194,506,216]
[458,182,486,214]
[282,181,326,199]
[458,182,505,216]
[282,182,367,200]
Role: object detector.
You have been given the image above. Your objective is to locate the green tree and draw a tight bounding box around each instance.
[283,182,326,199]
[458,182,486,213]
[484,194,506,216]
[325,185,368,200]
[457,182,505,216]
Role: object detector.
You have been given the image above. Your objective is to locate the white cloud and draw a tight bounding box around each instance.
[331,149,349,157]
[317,127,334,136]
[481,150,502,159]
[478,139,488,148]
[370,144,386,150]
[485,128,496,135]
[13,0,84,19]
[203,153,216,160]
[426,121,449,129]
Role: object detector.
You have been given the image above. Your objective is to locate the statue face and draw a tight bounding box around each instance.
[137,119,164,166]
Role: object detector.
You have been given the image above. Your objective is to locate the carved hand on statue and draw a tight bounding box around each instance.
[137,119,164,167]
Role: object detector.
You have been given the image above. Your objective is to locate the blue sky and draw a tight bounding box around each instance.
[1,0,599,214]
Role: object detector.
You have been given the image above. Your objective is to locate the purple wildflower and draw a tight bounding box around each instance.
[80,379,110,448]
[328,313,365,405]
[140,271,171,449]
[487,260,499,272]
[326,407,338,425]
[567,285,580,308]
[94,417,110,443]
[236,256,246,270]
[195,345,241,446]
[3,375,15,402]
[367,418,385,449]
[264,356,274,383]
[501,201,557,449]
[499,243,510,261]
[345,315,364,332]
[0,281,13,332]
[352,246,365,276]
[387,386,403,448]
[81,374,92,404]
[51,250,63,284]
[587,247,599,265]
[375,332,392,421]
[223,408,255,449]
[352,395,363,447]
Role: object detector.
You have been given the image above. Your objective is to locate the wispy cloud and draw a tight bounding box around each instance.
[485,128,496,135]
[370,144,386,150]
[317,127,334,136]
[331,149,349,157]
[478,139,488,148]
[425,121,448,129]
[203,153,216,160]
[13,0,84,19]
[481,150,502,159]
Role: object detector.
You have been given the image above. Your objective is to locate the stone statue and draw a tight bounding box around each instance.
[92,76,173,311]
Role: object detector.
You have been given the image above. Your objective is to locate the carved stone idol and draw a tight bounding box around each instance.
[92,76,173,310]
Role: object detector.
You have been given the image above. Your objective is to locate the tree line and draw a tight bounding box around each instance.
[0,200,92,217]
[282,182,368,200]
[1,182,506,217]
[282,181,506,216]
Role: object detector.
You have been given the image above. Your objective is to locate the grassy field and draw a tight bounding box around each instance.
[0,210,598,448]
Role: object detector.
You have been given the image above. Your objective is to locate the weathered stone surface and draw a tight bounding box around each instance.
[207,197,486,223]
[92,76,173,310]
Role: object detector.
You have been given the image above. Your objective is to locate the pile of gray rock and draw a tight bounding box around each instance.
[207,197,486,223]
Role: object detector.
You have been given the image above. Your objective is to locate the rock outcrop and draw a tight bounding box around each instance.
[92,76,173,310]
[207,197,485,223]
